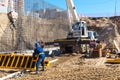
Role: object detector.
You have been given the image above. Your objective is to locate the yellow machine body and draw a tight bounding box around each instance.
[106,58,120,64]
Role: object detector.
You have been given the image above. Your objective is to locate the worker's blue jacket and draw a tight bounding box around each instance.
[33,42,44,56]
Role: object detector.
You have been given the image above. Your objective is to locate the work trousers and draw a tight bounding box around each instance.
[36,53,45,71]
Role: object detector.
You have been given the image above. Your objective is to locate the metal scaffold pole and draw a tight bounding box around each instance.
[15,0,24,51]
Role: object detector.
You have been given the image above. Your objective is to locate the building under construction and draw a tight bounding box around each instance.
[0,0,69,52]
[0,0,120,80]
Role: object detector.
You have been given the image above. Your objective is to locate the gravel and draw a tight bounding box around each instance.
[1,54,120,80]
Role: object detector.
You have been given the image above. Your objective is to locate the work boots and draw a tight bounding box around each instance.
[36,66,44,74]
[41,66,44,71]
[36,70,40,74]
[36,68,40,74]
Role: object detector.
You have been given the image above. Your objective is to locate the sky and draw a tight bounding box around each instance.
[0,0,118,17]
[44,0,120,17]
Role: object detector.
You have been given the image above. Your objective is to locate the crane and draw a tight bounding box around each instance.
[54,0,98,54]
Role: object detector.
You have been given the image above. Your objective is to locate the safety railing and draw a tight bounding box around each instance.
[0,54,38,71]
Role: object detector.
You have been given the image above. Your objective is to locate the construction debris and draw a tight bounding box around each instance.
[0,71,22,80]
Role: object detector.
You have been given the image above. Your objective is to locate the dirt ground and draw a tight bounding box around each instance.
[0,54,120,80]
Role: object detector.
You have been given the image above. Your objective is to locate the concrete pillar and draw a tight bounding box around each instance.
[17,0,24,15]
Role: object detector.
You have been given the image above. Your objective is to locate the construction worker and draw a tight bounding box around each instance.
[33,41,45,74]
[97,41,103,57]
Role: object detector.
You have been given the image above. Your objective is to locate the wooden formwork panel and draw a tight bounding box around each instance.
[0,54,38,71]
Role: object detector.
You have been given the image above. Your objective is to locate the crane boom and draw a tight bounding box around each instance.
[66,0,88,38]
[66,0,79,22]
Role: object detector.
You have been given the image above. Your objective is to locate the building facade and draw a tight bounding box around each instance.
[0,0,24,13]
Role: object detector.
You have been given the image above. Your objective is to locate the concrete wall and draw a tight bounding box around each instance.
[0,13,15,51]
[0,13,69,51]
[19,17,69,50]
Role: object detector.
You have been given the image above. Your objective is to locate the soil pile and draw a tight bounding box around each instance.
[83,16,120,49]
